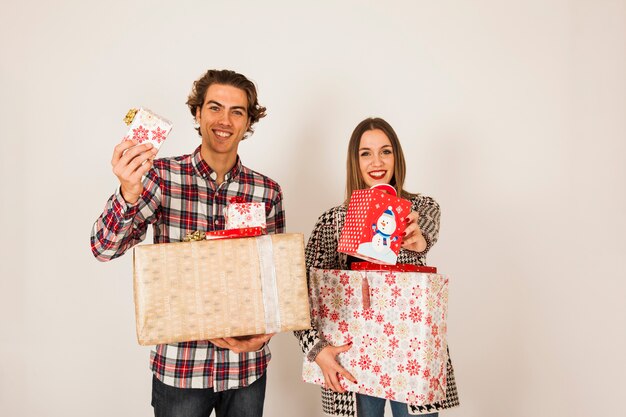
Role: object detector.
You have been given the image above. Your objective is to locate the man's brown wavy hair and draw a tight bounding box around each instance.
[186,69,267,138]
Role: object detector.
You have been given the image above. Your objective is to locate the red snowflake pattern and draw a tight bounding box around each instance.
[234,204,251,215]
[409,306,423,323]
[385,388,396,400]
[423,368,431,379]
[362,309,374,321]
[132,125,149,142]
[344,286,354,298]
[409,338,421,350]
[375,313,385,324]
[406,391,418,404]
[311,308,317,318]
[412,285,423,298]
[406,359,421,376]
[385,272,396,286]
[320,286,333,297]
[319,305,329,319]
[329,311,339,322]
[151,126,167,143]
[338,320,349,333]
[400,312,408,321]
[429,376,440,390]
[431,324,439,337]
[397,363,405,373]
[358,355,372,370]
[426,315,433,326]
[339,273,350,285]
[391,286,402,298]
[353,310,361,319]
[389,337,399,350]
[383,322,395,336]
[372,364,382,374]
[380,373,391,387]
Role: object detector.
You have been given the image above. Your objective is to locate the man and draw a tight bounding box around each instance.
[91,69,284,417]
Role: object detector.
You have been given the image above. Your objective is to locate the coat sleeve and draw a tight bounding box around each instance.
[413,195,441,256]
[294,208,341,361]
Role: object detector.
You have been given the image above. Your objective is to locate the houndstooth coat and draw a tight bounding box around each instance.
[295,194,460,416]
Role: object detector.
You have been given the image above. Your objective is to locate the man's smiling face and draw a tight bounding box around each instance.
[195,83,250,159]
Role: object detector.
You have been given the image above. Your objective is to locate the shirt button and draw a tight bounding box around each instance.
[215,220,219,225]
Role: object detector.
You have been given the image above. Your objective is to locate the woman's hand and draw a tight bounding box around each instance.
[315,343,357,393]
[401,210,427,252]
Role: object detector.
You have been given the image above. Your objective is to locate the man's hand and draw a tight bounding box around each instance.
[314,343,357,393]
[111,140,157,204]
[209,334,275,354]
[401,210,427,252]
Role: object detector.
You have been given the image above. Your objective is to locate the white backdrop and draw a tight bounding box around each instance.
[1,1,625,416]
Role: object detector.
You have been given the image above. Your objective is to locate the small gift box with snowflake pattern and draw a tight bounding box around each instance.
[302,267,449,406]
[123,107,172,151]
[223,197,267,230]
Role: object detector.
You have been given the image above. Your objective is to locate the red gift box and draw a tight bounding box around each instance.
[351,262,437,273]
[338,188,412,265]
[205,227,265,240]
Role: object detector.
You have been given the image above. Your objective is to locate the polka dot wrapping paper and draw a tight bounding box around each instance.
[338,189,412,265]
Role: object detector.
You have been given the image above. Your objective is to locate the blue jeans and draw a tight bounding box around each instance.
[356,393,438,417]
[151,373,266,417]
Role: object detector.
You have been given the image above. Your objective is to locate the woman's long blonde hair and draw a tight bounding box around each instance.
[345,117,414,202]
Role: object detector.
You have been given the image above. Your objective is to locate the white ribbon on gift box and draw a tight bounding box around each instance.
[255,235,282,333]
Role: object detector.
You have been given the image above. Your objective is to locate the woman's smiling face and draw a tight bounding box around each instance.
[358,129,395,188]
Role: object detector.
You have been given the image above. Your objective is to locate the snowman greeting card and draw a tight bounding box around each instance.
[338,187,412,264]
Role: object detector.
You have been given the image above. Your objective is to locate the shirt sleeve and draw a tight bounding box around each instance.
[90,169,162,261]
[265,187,285,234]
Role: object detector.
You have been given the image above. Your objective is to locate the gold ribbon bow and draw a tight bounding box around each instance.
[123,108,139,126]
[182,231,205,242]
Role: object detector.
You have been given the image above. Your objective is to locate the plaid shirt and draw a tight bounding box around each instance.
[91,145,285,390]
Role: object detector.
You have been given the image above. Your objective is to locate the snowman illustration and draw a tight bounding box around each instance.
[371,206,398,251]
[357,206,399,264]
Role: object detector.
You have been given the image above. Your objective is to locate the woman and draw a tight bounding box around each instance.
[295,118,459,417]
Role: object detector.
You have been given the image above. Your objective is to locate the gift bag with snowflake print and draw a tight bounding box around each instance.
[302,267,449,406]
